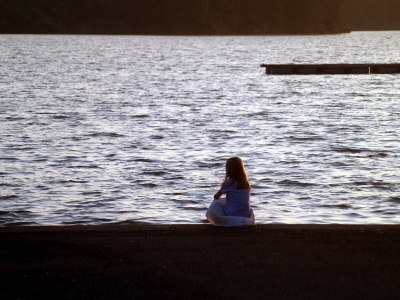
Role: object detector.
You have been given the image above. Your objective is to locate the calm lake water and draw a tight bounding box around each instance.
[1,32,400,225]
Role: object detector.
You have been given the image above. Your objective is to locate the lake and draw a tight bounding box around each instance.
[1,32,400,225]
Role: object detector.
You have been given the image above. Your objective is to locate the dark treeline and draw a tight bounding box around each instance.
[0,0,346,35]
[342,0,400,31]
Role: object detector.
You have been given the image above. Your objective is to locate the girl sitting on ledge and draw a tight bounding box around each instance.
[206,156,255,227]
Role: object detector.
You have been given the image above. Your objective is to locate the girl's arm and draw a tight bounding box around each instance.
[214,190,223,200]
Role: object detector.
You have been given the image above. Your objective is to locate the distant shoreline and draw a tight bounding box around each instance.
[0,0,346,35]
[2,0,400,35]
[0,30,354,37]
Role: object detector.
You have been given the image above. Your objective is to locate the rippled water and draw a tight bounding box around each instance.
[1,32,400,225]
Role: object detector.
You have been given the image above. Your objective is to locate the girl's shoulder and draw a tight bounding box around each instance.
[222,178,236,189]
[223,178,235,184]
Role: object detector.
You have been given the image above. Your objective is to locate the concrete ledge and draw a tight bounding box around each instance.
[1,224,400,299]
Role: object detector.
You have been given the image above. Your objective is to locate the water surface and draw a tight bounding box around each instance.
[1,32,400,225]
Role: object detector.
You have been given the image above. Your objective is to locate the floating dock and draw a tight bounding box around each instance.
[260,64,400,75]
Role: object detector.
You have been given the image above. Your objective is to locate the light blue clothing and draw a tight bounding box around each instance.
[206,199,255,227]
[221,178,254,218]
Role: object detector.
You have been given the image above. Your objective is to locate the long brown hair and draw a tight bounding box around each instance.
[222,156,251,190]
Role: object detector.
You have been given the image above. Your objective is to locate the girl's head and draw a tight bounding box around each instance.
[224,156,251,190]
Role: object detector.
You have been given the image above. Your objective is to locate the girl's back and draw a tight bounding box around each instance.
[218,157,254,218]
[221,178,253,218]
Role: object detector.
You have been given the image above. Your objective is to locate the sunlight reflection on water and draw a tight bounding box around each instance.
[1,32,400,225]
